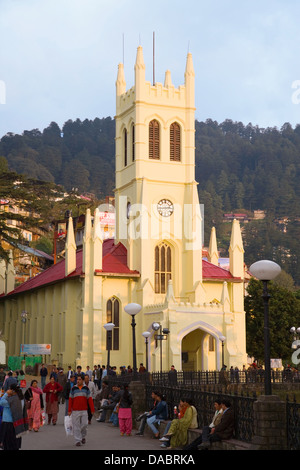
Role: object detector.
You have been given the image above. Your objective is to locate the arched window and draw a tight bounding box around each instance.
[124,129,128,167]
[132,124,135,162]
[155,242,172,293]
[149,119,160,159]
[170,122,181,161]
[106,297,120,350]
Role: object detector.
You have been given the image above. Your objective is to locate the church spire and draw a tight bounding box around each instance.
[65,216,76,276]
[185,52,195,107]
[164,70,172,88]
[229,219,244,278]
[208,227,219,266]
[135,46,145,99]
[116,62,126,96]
[93,208,103,271]
[5,250,15,294]
[82,208,92,274]
[0,258,5,295]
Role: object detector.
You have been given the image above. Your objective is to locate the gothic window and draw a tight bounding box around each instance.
[149,119,160,159]
[124,129,128,167]
[155,242,172,294]
[132,124,135,162]
[106,297,120,350]
[170,122,181,161]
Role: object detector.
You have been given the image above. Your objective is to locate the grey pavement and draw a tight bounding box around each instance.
[21,408,164,451]
[20,376,165,451]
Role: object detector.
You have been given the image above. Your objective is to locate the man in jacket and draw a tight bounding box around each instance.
[68,374,95,446]
[198,399,234,449]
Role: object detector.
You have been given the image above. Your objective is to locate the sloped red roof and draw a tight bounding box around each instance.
[1,239,139,298]
[202,259,237,280]
[1,241,239,298]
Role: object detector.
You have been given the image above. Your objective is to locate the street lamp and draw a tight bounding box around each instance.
[103,322,115,372]
[249,260,281,395]
[152,322,170,375]
[124,303,142,377]
[219,335,226,368]
[142,331,151,371]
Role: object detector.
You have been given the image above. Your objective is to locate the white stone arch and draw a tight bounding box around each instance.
[177,321,224,371]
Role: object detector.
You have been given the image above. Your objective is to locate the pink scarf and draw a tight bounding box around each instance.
[31,386,43,395]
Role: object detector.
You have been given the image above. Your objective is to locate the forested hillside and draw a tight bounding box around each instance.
[1,117,300,285]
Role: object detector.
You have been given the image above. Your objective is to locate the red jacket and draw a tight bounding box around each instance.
[68,385,95,413]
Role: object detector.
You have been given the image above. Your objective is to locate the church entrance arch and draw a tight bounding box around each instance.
[178,322,223,371]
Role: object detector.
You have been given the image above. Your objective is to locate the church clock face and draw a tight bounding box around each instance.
[157,199,174,217]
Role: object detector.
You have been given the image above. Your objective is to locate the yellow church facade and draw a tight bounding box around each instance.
[0,47,247,372]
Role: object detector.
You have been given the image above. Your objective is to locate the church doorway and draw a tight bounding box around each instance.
[181,329,218,371]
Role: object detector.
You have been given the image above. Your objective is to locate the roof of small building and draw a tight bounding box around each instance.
[1,239,238,298]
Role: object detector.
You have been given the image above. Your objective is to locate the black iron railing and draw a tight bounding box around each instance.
[286,395,300,450]
[144,383,256,443]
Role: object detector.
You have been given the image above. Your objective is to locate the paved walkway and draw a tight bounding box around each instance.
[21,409,164,451]
[19,376,164,451]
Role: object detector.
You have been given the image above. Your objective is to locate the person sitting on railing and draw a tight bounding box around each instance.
[145,392,168,438]
[135,390,158,436]
[182,399,223,450]
[198,399,234,449]
[159,396,195,449]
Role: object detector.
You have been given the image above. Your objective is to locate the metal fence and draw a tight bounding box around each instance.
[106,368,300,386]
[286,395,300,450]
[145,384,256,443]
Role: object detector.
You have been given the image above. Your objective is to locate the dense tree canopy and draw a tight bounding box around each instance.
[245,278,300,364]
[1,116,300,283]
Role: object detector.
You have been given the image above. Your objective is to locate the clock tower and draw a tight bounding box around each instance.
[114,45,203,305]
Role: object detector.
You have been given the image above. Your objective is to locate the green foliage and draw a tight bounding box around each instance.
[245,278,300,363]
[2,116,300,283]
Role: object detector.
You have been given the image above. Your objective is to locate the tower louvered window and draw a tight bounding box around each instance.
[170,122,181,161]
[124,129,128,167]
[155,242,172,294]
[149,120,160,159]
[106,297,120,350]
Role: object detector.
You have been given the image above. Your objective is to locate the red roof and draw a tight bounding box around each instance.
[1,240,239,298]
[1,239,139,298]
[202,259,237,280]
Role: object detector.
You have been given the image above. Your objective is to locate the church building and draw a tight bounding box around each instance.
[0,47,247,372]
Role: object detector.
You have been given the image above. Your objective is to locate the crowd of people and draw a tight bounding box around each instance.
[0,363,235,450]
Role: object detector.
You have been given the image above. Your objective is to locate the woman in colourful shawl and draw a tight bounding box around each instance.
[24,380,44,432]
[161,397,193,449]
[43,376,63,425]
[0,383,27,450]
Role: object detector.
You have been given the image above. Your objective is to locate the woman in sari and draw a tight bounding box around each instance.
[43,376,63,425]
[24,380,44,432]
[160,397,194,449]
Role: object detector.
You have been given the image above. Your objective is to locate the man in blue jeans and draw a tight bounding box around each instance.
[146,391,168,438]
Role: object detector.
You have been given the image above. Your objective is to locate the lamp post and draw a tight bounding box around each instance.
[124,303,142,377]
[152,322,170,376]
[103,322,115,372]
[249,260,281,395]
[142,331,151,372]
[219,335,226,368]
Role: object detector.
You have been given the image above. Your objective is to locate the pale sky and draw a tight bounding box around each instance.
[1,0,300,138]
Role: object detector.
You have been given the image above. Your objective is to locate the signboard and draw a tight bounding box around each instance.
[99,212,115,226]
[20,344,51,355]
